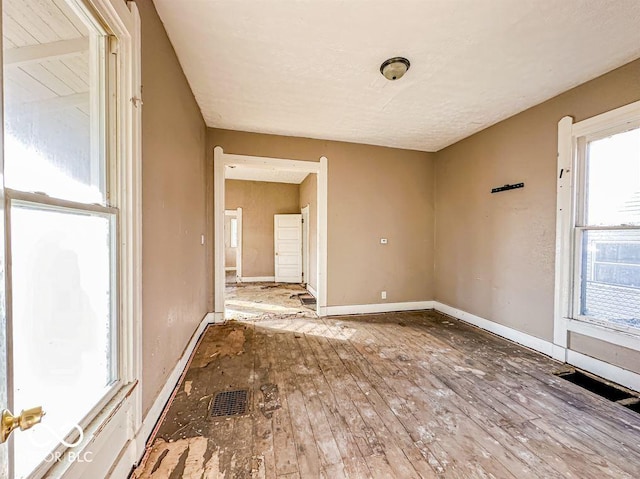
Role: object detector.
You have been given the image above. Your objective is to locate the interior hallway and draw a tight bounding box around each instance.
[131,311,640,478]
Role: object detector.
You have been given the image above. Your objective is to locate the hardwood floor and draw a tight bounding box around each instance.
[132,311,640,478]
[225,283,317,320]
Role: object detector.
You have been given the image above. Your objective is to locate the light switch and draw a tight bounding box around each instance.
[380,238,388,244]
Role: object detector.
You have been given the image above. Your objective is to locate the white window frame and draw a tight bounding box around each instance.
[0,1,143,478]
[554,100,640,359]
[224,208,242,281]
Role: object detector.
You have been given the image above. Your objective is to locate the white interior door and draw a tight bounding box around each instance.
[274,214,302,283]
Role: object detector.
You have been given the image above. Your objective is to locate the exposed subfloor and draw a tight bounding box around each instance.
[224,282,317,321]
[132,311,640,478]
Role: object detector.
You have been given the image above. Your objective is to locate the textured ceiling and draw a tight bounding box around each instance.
[225,165,309,184]
[154,0,640,152]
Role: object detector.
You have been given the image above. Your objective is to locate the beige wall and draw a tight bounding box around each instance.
[226,180,300,277]
[434,59,640,352]
[300,173,318,291]
[209,129,436,306]
[138,0,208,416]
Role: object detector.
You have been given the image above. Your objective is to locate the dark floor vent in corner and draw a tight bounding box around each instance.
[211,389,249,418]
[555,368,640,413]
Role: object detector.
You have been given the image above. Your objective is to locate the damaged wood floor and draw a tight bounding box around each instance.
[224,283,317,321]
[131,311,640,478]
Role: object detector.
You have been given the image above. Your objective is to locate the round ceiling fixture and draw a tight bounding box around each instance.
[380,57,410,81]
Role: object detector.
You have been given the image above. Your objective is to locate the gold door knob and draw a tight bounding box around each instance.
[1,406,45,443]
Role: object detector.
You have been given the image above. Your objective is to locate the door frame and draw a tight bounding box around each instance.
[301,204,310,288]
[224,208,242,281]
[213,147,328,318]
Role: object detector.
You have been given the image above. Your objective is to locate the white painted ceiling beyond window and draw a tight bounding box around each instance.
[153,0,640,152]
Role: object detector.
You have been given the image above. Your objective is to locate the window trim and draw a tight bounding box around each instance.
[554,100,640,359]
[0,1,142,478]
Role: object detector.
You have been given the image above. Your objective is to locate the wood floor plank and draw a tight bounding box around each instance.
[293,326,372,478]
[339,317,526,479]
[305,328,404,478]
[320,320,453,478]
[132,309,640,479]
[360,316,576,479]
[405,312,640,477]
[310,335,410,477]
[267,331,302,477]
[274,332,322,478]
[282,330,345,471]
[251,323,277,479]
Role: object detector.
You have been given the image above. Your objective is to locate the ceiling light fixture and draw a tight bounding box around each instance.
[380,57,410,81]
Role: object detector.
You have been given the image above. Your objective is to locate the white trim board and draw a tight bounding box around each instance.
[307,284,318,298]
[111,312,215,477]
[567,320,640,352]
[567,350,640,392]
[325,301,434,316]
[240,276,276,283]
[223,153,321,172]
[433,302,561,360]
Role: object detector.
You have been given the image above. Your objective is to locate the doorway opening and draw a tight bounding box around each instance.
[214,148,328,321]
[225,208,242,284]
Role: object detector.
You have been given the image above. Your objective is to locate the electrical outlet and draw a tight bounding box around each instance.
[381,291,387,300]
[201,234,205,245]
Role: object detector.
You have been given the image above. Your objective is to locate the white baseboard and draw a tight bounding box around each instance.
[240,276,275,283]
[306,284,318,298]
[134,312,214,450]
[112,312,215,476]
[433,302,557,358]
[326,301,434,316]
[566,350,640,392]
[225,267,236,271]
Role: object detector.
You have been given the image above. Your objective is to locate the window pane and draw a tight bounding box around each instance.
[230,217,238,248]
[3,0,106,204]
[11,204,115,478]
[585,127,640,226]
[580,229,640,329]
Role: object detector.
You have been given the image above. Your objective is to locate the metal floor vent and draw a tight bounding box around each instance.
[299,294,316,306]
[211,389,249,418]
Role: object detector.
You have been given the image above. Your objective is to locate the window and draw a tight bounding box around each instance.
[576,126,640,329]
[556,106,640,344]
[230,217,238,248]
[0,0,141,477]
[592,241,640,288]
